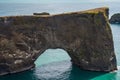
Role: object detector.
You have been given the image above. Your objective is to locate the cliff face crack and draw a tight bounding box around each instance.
[0,7,117,76]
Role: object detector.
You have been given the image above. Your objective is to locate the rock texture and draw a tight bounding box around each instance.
[110,13,120,24]
[0,7,117,75]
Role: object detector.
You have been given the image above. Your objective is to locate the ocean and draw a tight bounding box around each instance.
[0,2,120,80]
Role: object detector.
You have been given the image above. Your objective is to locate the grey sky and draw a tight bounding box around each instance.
[0,0,119,3]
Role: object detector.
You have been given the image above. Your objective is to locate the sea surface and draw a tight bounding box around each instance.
[0,1,120,80]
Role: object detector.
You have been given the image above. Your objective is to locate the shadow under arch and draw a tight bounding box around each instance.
[68,65,117,80]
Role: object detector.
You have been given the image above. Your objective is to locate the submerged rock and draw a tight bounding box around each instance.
[110,13,120,24]
[0,7,117,75]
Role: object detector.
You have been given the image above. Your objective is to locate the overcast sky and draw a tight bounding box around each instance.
[0,0,119,3]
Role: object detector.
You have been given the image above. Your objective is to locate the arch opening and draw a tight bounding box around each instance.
[35,48,71,67]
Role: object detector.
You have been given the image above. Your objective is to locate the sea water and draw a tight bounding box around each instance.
[0,2,120,80]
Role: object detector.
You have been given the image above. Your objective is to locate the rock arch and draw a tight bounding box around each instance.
[0,7,117,75]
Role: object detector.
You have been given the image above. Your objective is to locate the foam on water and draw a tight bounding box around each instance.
[117,66,120,70]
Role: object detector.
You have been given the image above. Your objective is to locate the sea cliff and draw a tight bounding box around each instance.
[0,7,117,75]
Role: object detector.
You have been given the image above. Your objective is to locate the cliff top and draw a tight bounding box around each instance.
[0,7,109,18]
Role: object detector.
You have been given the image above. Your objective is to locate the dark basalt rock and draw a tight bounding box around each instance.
[0,7,117,75]
[110,13,120,24]
[33,12,50,15]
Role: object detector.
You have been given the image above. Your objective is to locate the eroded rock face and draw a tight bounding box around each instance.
[0,7,117,75]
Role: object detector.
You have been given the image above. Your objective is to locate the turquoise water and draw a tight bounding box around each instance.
[0,2,120,80]
[35,49,70,67]
[111,24,120,66]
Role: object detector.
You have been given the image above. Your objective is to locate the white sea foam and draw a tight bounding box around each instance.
[117,66,120,70]
[109,66,120,73]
